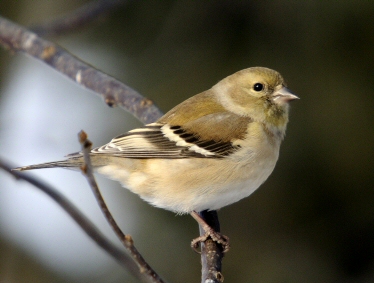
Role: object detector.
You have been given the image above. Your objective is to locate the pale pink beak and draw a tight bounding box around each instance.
[272,87,299,104]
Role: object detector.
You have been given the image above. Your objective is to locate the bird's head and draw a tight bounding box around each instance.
[213,67,299,134]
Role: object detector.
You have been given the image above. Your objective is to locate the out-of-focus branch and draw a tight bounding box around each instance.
[78,131,166,283]
[31,0,130,37]
[0,16,163,125]
[0,157,148,283]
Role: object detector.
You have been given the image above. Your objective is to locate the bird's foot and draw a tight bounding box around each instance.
[191,229,230,253]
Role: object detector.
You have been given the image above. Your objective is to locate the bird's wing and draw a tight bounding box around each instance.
[86,113,252,159]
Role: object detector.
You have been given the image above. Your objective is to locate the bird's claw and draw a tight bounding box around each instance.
[191,230,230,253]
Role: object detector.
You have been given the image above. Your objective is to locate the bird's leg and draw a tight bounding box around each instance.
[190,211,230,253]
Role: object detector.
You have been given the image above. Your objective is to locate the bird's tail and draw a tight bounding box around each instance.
[12,158,83,171]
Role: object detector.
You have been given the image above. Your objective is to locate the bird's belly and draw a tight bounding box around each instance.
[132,156,277,213]
[95,143,279,214]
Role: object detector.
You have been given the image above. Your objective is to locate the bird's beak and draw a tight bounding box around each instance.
[272,87,299,104]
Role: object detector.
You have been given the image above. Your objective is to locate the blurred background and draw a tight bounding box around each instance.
[1,1,374,282]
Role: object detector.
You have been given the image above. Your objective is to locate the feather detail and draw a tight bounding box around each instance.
[13,157,82,171]
[88,112,249,159]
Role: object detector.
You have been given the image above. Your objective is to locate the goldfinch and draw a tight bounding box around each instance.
[14,67,298,250]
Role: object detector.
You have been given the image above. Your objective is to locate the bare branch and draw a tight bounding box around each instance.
[31,0,130,37]
[0,16,163,124]
[0,157,147,282]
[198,211,225,283]
[78,131,166,283]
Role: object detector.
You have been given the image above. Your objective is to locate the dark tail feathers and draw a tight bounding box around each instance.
[12,159,82,171]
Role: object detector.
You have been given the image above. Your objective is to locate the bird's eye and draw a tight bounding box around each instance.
[253,83,264,92]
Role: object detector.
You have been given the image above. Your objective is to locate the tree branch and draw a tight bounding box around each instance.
[0,158,149,283]
[78,131,165,283]
[199,211,224,283]
[30,0,130,37]
[0,16,162,125]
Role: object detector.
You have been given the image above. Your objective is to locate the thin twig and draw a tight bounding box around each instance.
[0,16,163,125]
[0,157,147,282]
[31,0,130,37]
[78,131,166,283]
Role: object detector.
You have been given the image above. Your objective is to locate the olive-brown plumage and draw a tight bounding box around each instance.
[15,67,298,213]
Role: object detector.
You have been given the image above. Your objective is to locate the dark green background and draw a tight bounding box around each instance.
[1,1,374,282]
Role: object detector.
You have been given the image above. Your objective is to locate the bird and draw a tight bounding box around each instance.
[14,67,299,252]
